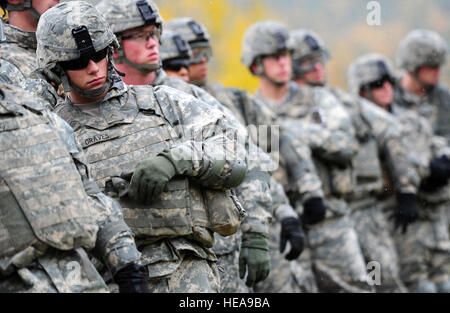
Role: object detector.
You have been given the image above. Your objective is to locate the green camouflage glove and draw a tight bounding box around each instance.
[128,155,176,204]
[239,233,270,288]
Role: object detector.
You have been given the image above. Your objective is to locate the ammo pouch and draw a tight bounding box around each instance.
[351,138,383,199]
[203,188,247,236]
[117,177,246,248]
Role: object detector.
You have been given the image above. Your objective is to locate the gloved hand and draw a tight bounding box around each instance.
[239,233,270,288]
[279,217,305,260]
[113,263,150,293]
[393,192,420,234]
[128,155,176,204]
[420,156,450,192]
[302,197,327,225]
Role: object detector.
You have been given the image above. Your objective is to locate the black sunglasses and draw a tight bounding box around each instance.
[163,59,190,72]
[59,48,108,71]
[364,75,394,90]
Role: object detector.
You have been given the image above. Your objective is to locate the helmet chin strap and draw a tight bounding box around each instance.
[6,0,41,21]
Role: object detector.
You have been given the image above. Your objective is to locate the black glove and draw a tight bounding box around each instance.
[393,192,420,234]
[279,217,305,260]
[114,263,150,293]
[302,197,327,225]
[421,156,450,192]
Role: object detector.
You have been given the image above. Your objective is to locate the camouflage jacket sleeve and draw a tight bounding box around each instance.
[278,128,325,202]
[45,111,140,275]
[0,59,26,87]
[358,98,420,193]
[154,85,248,189]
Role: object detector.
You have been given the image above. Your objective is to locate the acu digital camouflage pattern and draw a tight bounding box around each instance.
[164,17,211,45]
[396,29,447,72]
[0,83,140,292]
[159,30,193,62]
[0,23,37,78]
[258,82,372,292]
[241,20,290,68]
[288,29,328,61]
[95,0,163,34]
[387,104,450,292]
[0,58,26,86]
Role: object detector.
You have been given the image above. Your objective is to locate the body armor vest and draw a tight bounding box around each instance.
[55,86,241,246]
[0,88,98,259]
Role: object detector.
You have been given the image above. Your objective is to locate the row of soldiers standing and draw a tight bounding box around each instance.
[0,0,449,293]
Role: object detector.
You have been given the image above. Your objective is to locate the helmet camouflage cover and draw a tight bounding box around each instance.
[36,1,119,96]
[288,29,330,78]
[164,17,212,64]
[95,0,163,36]
[160,29,192,62]
[396,29,448,72]
[36,0,118,72]
[241,20,290,68]
[347,53,396,95]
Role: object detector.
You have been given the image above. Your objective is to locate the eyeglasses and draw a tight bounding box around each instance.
[296,54,326,72]
[163,59,190,72]
[59,47,108,71]
[364,75,394,90]
[190,46,212,64]
[122,30,159,43]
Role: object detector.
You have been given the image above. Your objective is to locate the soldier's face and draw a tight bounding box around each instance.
[120,25,160,66]
[262,51,292,83]
[188,47,209,82]
[166,67,190,83]
[301,60,326,85]
[31,0,60,14]
[417,66,440,86]
[366,80,394,109]
[66,57,108,91]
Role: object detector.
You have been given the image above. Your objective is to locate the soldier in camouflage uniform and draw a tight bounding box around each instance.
[0,19,147,293]
[394,29,450,143]
[242,21,374,293]
[394,30,450,231]
[288,29,426,293]
[348,53,450,293]
[36,1,248,293]
[95,1,289,292]
[166,17,316,293]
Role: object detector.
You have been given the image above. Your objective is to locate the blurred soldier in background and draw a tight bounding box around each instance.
[242,20,371,293]
[395,29,450,143]
[160,29,192,82]
[289,29,420,292]
[348,53,450,293]
[166,16,311,293]
[167,16,318,293]
[36,1,248,293]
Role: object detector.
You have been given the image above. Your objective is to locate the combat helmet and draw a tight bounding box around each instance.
[396,29,447,73]
[160,29,192,71]
[164,17,212,65]
[36,1,119,99]
[0,0,41,21]
[241,20,290,75]
[96,0,163,73]
[288,29,330,79]
[347,53,396,96]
